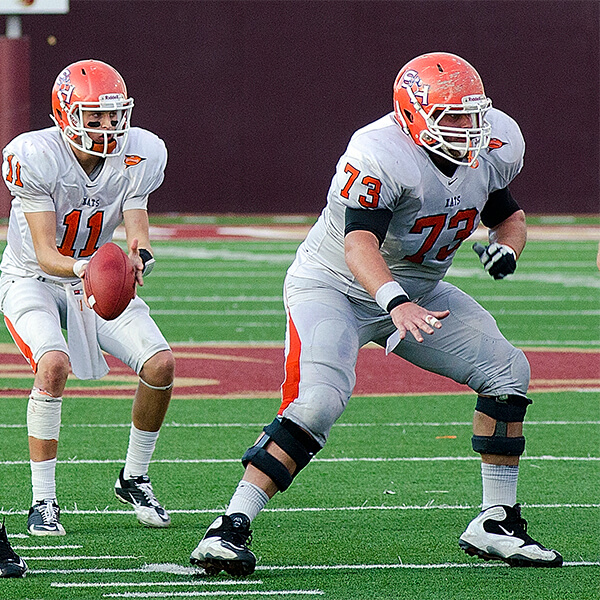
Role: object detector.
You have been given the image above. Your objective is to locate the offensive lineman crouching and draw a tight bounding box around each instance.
[190,52,563,575]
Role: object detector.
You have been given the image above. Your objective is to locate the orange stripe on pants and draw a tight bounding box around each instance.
[4,315,37,373]
[278,313,301,415]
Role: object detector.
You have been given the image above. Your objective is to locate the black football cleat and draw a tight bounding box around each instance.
[0,519,27,578]
[190,513,256,576]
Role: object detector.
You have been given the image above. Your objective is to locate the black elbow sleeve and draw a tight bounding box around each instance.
[344,207,393,247]
[481,187,521,229]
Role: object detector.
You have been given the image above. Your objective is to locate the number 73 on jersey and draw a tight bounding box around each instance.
[340,161,479,264]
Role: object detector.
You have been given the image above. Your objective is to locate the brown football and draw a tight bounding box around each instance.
[83,243,136,320]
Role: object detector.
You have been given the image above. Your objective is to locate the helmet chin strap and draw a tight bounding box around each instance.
[91,138,117,154]
[82,131,117,155]
[442,144,468,160]
[421,134,475,167]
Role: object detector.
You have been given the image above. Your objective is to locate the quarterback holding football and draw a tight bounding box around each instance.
[190,52,562,574]
[0,60,174,537]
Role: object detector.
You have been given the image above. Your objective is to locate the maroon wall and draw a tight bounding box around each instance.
[1,0,598,215]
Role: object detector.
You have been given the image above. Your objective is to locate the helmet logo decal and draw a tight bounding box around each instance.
[401,69,430,105]
[124,155,146,168]
[56,68,75,106]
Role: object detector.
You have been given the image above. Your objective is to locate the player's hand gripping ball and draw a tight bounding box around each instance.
[83,242,136,320]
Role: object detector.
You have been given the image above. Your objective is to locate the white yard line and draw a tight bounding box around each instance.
[22,555,139,561]
[1,420,598,429]
[4,502,599,518]
[102,592,323,598]
[30,565,202,575]
[28,560,600,578]
[13,544,82,550]
[52,580,263,588]
[256,560,599,571]
[1,455,599,467]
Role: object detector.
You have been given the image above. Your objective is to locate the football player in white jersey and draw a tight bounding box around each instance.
[1,60,175,535]
[190,52,562,574]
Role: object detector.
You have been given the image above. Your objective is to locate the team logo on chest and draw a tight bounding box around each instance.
[445,195,461,208]
[81,197,100,207]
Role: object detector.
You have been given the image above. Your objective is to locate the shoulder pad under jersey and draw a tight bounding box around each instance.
[480,108,525,185]
[2,128,65,194]
[345,113,423,192]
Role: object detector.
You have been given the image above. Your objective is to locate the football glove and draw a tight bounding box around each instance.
[473,242,517,280]
[138,248,155,276]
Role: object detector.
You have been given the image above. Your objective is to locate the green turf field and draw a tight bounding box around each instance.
[0,223,598,599]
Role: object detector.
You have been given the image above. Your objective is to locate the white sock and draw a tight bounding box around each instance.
[124,424,159,479]
[225,481,270,522]
[481,463,519,509]
[31,458,57,505]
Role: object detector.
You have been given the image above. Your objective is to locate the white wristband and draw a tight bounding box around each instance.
[73,260,88,278]
[375,281,408,311]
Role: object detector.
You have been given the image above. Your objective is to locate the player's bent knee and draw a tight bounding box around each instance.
[37,351,70,390]
[475,346,530,398]
[283,384,348,446]
[242,417,322,491]
[471,394,532,456]
[140,350,175,388]
[510,347,531,394]
[27,388,63,441]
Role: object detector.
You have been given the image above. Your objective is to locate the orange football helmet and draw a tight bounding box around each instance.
[51,60,134,157]
[393,52,492,166]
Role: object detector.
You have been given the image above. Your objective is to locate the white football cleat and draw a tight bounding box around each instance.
[114,468,171,528]
[459,504,563,567]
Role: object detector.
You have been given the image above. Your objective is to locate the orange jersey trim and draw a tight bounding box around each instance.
[124,155,146,168]
[488,138,507,150]
[4,316,37,373]
[278,313,301,415]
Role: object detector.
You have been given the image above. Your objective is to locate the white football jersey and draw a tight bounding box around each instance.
[1,126,167,283]
[288,108,525,301]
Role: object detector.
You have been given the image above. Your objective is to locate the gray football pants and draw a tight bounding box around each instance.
[280,274,530,447]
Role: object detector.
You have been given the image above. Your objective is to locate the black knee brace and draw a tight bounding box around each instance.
[471,394,532,456]
[242,417,322,491]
